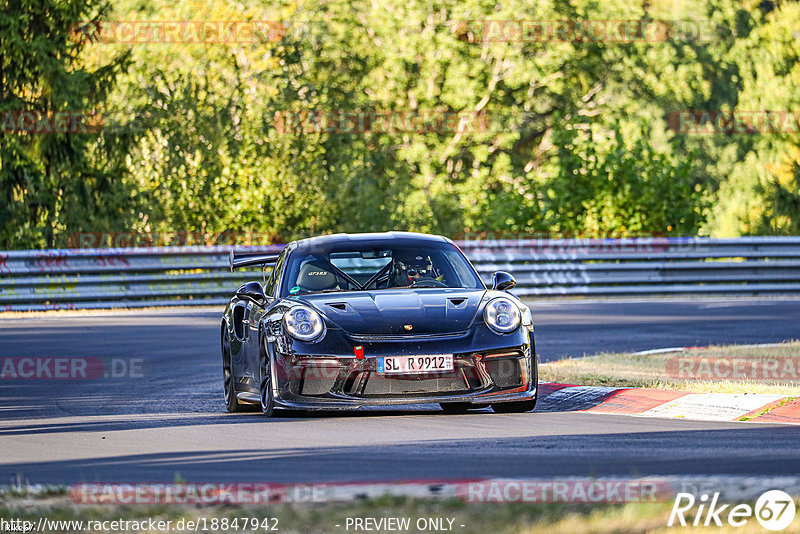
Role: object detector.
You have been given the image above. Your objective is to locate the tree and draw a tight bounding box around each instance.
[3,0,793,248]
[546,121,707,236]
[0,0,136,248]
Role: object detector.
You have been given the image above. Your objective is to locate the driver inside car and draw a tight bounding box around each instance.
[392,253,441,287]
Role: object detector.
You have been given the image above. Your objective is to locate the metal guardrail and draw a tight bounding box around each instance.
[1,237,800,311]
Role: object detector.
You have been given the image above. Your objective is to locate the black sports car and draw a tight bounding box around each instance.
[221,232,537,416]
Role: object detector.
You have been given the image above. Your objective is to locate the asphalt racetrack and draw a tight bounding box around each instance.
[1,298,799,485]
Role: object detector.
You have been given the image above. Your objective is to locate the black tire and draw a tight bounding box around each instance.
[439,402,472,414]
[222,326,245,413]
[259,334,275,417]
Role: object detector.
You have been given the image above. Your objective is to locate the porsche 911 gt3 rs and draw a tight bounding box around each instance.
[221,232,537,416]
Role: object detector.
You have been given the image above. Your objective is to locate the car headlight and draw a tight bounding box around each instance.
[484,297,521,333]
[283,305,324,341]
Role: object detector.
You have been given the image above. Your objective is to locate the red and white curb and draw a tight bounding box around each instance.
[534,342,800,424]
[538,384,799,424]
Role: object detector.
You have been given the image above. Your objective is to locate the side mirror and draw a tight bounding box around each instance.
[236,281,267,304]
[491,271,516,291]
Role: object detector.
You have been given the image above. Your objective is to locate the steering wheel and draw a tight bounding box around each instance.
[409,278,448,288]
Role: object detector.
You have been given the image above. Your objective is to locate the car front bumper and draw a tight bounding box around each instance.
[268,328,537,409]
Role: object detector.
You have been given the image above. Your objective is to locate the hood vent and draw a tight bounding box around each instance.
[447,298,467,308]
[326,302,348,311]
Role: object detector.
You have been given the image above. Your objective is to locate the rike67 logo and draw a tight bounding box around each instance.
[669,490,796,531]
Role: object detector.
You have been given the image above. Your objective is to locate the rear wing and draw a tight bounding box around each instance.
[229,250,280,272]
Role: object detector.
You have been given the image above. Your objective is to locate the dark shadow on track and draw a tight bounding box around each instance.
[2,426,798,485]
[0,407,494,435]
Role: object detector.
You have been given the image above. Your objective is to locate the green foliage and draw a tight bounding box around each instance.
[761,146,800,235]
[1,0,797,249]
[547,121,706,236]
[695,0,800,235]
[0,0,136,248]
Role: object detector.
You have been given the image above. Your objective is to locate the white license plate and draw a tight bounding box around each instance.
[377,355,454,374]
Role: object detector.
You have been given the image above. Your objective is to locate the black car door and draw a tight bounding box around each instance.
[242,248,286,383]
[230,298,251,380]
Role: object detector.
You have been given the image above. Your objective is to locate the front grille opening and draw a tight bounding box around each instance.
[461,366,483,389]
[343,371,364,395]
[361,373,469,396]
[293,363,340,396]
[485,358,523,388]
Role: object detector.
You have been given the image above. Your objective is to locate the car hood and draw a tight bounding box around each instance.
[294,288,486,335]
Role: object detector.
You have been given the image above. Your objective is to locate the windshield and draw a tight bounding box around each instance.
[280,242,484,296]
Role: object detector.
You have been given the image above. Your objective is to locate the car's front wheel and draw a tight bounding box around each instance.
[259,334,275,417]
[222,326,245,413]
